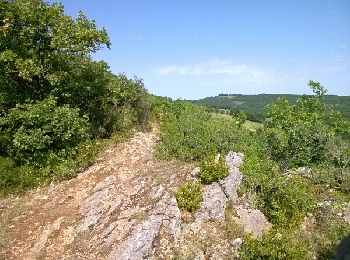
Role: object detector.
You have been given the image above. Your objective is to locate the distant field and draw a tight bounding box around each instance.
[193,94,350,121]
[211,112,263,130]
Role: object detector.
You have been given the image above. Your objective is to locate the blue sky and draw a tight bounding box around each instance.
[50,0,349,99]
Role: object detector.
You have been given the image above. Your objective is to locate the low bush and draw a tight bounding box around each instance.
[176,181,202,213]
[0,138,107,195]
[258,176,316,228]
[0,97,90,167]
[157,101,240,161]
[313,206,350,259]
[240,229,312,260]
[241,155,316,228]
[199,154,228,184]
[313,163,350,192]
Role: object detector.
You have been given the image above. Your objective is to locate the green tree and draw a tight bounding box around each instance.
[265,81,340,169]
[0,0,110,110]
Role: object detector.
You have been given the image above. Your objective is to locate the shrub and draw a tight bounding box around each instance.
[313,163,350,192]
[241,155,316,228]
[258,176,316,228]
[240,229,312,260]
[176,181,202,213]
[157,101,240,161]
[0,97,90,167]
[199,154,229,184]
[265,81,340,170]
[313,205,350,259]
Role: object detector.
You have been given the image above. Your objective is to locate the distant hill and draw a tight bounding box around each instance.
[191,94,350,122]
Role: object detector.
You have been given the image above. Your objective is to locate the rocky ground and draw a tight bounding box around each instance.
[0,129,272,260]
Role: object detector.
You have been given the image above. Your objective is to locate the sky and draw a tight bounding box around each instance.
[49,0,350,99]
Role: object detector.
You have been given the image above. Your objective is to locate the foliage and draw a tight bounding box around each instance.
[0,97,89,167]
[265,81,341,170]
[176,181,202,213]
[258,176,316,228]
[199,154,229,184]
[0,0,110,109]
[241,154,316,228]
[148,95,174,123]
[0,157,37,195]
[192,92,350,122]
[313,162,350,192]
[235,110,247,127]
[240,229,312,260]
[157,101,240,161]
[313,205,350,259]
[0,0,150,194]
[0,138,107,195]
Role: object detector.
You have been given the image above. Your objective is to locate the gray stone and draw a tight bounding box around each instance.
[108,215,163,260]
[195,183,227,222]
[226,151,244,170]
[233,205,271,237]
[77,176,122,232]
[108,192,181,260]
[219,152,243,202]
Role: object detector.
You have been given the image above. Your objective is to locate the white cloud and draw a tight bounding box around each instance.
[153,59,281,85]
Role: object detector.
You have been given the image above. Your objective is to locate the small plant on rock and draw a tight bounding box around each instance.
[176,181,202,213]
[199,154,229,184]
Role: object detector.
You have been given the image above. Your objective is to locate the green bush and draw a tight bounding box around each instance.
[0,97,90,167]
[265,81,340,170]
[157,101,240,161]
[313,206,350,259]
[240,229,312,260]
[176,181,202,213]
[241,155,316,228]
[199,154,228,184]
[313,163,350,192]
[257,176,316,228]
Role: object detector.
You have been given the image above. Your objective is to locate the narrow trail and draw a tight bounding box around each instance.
[0,130,193,260]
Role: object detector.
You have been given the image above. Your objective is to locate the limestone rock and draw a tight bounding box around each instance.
[195,183,227,222]
[233,205,271,237]
[226,151,244,169]
[108,215,163,260]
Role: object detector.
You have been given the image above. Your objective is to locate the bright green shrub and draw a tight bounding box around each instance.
[265,81,340,170]
[199,154,228,184]
[176,181,202,213]
[240,155,280,192]
[240,229,312,260]
[104,74,150,134]
[157,101,240,161]
[241,155,315,228]
[0,97,90,167]
[258,176,316,228]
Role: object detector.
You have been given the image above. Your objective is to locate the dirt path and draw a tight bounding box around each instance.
[0,130,193,260]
